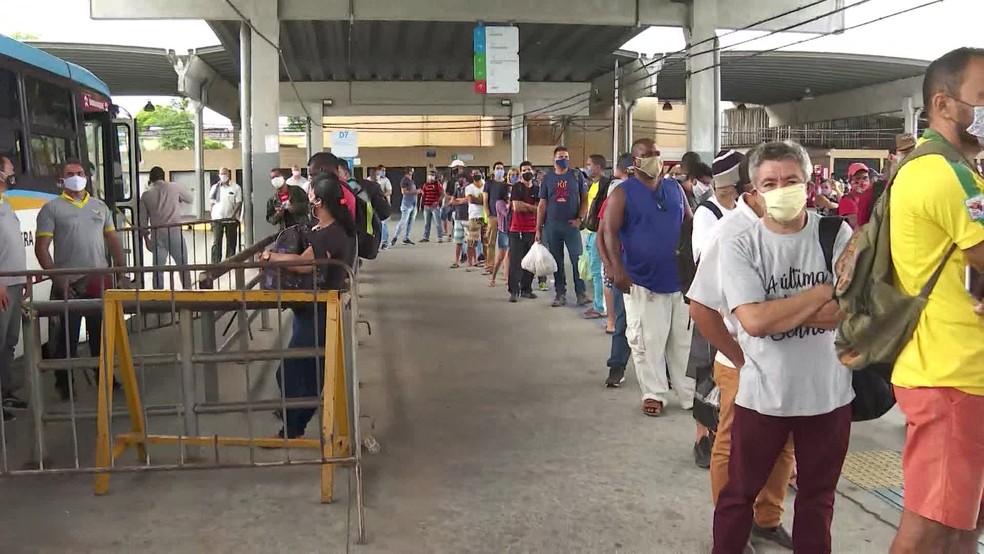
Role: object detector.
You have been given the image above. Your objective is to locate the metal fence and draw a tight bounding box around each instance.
[0,254,367,543]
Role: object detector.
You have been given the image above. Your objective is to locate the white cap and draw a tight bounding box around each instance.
[449,160,466,168]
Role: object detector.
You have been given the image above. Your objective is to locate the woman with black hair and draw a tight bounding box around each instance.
[259,174,356,439]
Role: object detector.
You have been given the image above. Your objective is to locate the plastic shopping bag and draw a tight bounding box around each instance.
[522,242,558,277]
[579,253,592,282]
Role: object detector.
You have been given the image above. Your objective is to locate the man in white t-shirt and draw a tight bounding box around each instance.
[700,141,853,553]
[688,149,743,470]
[688,156,796,551]
[285,165,309,194]
[207,167,243,262]
[464,172,486,267]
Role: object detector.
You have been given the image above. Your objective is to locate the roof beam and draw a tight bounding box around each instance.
[283,81,590,116]
[765,76,922,126]
[93,0,841,32]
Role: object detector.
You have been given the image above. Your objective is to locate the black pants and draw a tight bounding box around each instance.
[508,232,536,295]
[211,220,240,263]
[276,307,328,438]
[51,289,102,395]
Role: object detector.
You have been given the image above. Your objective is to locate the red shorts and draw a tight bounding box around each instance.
[895,386,984,530]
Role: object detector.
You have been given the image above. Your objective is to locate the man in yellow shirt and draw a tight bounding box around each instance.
[889,47,984,554]
[582,154,612,319]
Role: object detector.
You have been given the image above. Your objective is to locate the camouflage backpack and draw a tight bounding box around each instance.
[832,136,978,378]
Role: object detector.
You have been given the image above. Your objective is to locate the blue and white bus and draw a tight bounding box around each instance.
[1,34,143,353]
[0,33,141,271]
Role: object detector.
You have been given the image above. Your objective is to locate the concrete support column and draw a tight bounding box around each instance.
[510,102,527,166]
[243,1,280,245]
[903,96,922,137]
[191,99,206,218]
[231,121,242,150]
[306,103,324,163]
[685,0,720,162]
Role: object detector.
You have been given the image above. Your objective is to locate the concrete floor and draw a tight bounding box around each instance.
[0,239,908,553]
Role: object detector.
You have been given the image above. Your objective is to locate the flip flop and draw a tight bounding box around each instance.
[582,309,605,319]
[450,263,460,269]
[643,399,663,417]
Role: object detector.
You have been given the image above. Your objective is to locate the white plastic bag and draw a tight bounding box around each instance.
[522,242,558,277]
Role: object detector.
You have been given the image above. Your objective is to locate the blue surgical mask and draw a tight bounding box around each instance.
[509,175,518,184]
[494,169,505,180]
[556,159,569,170]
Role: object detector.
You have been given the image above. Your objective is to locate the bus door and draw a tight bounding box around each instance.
[111,118,141,271]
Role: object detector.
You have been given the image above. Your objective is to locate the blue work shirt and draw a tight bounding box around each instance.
[617,176,685,294]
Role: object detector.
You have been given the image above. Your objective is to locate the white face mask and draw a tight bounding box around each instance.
[63,175,87,192]
[694,181,712,197]
[219,174,230,183]
[271,176,285,188]
[761,183,807,223]
[967,105,984,148]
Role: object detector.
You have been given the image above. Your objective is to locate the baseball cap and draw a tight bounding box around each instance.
[449,159,466,168]
[847,163,870,179]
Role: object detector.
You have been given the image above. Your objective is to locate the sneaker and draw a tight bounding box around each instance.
[477,254,486,264]
[437,238,444,243]
[508,294,518,303]
[605,367,626,388]
[2,409,13,422]
[521,291,537,299]
[551,295,567,307]
[390,238,397,247]
[538,280,549,291]
[752,524,793,550]
[380,244,388,250]
[694,435,712,469]
[403,239,415,245]
[2,393,27,410]
[420,238,430,243]
[576,293,591,306]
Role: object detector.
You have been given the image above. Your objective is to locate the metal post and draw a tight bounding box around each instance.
[713,35,722,155]
[193,99,205,219]
[624,100,637,153]
[179,309,200,458]
[239,22,254,247]
[201,311,219,402]
[23,314,45,468]
[305,116,313,163]
[612,58,620,161]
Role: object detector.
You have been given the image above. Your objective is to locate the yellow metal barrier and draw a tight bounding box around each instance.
[93,289,352,504]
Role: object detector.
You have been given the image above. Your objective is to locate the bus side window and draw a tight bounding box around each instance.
[0,68,24,175]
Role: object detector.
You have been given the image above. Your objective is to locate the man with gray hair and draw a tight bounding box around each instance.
[711,141,854,553]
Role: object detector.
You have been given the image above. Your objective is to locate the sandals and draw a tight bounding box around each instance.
[489,278,496,287]
[582,309,606,319]
[643,399,664,417]
[450,263,460,269]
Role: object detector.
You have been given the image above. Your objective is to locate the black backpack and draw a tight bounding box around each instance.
[347,180,383,260]
[262,224,315,290]
[678,200,725,300]
[583,176,614,232]
[817,216,896,422]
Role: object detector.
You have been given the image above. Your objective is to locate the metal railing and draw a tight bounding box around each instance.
[0,255,367,544]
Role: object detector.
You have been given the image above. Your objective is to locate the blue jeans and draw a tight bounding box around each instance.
[544,222,585,297]
[392,206,417,242]
[607,288,630,369]
[422,206,444,240]
[277,307,327,438]
[380,215,390,246]
[150,227,190,289]
[585,233,605,312]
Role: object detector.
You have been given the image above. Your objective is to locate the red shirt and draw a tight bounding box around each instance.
[341,184,357,219]
[421,182,443,206]
[837,187,875,228]
[510,183,539,233]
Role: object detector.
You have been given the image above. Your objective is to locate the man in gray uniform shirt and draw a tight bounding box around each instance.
[36,160,126,400]
[0,156,28,420]
[140,166,192,289]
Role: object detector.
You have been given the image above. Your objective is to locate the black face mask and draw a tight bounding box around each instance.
[472,175,483,182]
[522,171,534,182]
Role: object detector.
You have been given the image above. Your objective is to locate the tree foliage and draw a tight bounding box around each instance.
[135,99,227,151]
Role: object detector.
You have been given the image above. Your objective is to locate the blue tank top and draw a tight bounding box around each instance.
[617,177,684,294]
